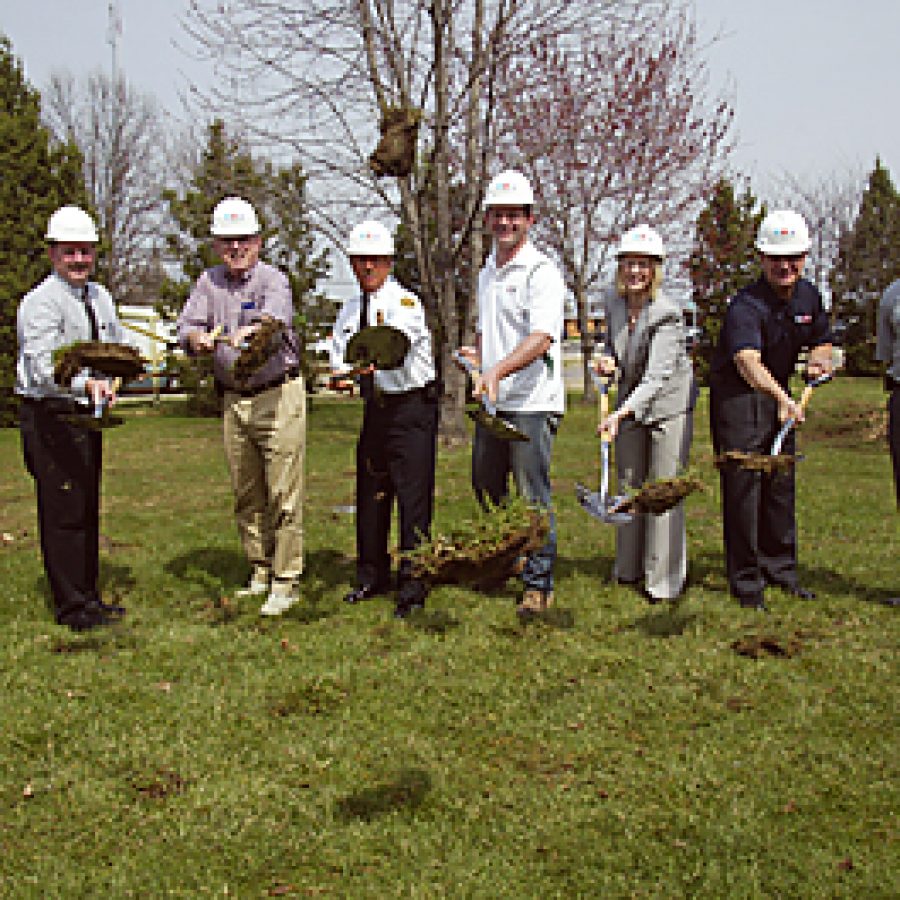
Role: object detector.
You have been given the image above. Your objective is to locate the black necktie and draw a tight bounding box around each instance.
[359,292,374,401]
[82,286,99,341]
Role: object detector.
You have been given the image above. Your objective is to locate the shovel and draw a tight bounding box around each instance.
[770,373,833,456]
[452,351,530,443]
[575,372,633,525]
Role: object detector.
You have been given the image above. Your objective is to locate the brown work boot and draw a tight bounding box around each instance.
[517,589,554,619]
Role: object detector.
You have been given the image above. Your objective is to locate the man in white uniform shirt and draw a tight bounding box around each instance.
[16,206,127,631]
[456,170,566,617]
[330,220,439,618]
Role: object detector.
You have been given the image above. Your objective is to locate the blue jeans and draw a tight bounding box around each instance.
[472,411,560,593]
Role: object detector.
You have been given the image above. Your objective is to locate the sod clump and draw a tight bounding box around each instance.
[52,341,145,387]
[611,474,705,515]
[231,316,288,386]
[714,450,799,473]
[407,498,548,590]
[369,105,422,178]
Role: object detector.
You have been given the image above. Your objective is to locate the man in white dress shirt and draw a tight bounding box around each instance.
[331,220,439,618]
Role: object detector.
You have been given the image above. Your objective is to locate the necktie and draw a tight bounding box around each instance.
[82,286,100,341]
[359,292,374,401]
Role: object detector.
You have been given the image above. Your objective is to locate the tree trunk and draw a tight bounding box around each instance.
[575,280,596,402]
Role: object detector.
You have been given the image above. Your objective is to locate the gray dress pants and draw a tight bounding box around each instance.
[614,411,691,599]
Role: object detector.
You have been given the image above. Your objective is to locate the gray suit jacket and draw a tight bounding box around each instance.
[602,288,693,424]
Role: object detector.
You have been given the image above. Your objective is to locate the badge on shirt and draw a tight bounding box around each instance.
[241,300,256,310]
[794,314,812,324]
[376,309,385,325]
[400,296,416,308]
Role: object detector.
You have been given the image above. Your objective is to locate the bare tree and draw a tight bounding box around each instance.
[43,71,171,305]
[181,0,656,440]
[496,7,734,399]
[769,167,864,314]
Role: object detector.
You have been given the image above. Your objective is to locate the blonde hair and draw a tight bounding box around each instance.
[616,258,664,301]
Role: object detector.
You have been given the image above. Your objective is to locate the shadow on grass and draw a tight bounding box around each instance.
[403,608,460,635]
[630,603,698,639]
[335,767,431,822]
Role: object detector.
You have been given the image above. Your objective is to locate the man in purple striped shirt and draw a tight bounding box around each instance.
[177,197,306,616]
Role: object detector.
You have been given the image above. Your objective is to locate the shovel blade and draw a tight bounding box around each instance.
[467,408,530,442]
[575,483,635,525]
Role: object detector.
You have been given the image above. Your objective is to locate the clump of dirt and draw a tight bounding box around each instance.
[407,500,548,591]
[369,106,422,178]
[133,769,188,800]
[613,476,704,515]
[731,632,804,658]
[232,316,287,386]
[53,341,145,386]
[714,451,798,474]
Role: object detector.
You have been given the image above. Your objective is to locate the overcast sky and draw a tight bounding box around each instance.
[3,0,897,190]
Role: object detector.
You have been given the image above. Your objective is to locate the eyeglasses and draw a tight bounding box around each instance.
[217,235,257,247]
[765,253,806,264]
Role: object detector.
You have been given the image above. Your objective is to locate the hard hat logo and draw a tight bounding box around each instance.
[616,224,665,259]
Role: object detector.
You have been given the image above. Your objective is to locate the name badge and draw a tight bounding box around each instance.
[794,314,812,324]
[241,300,256,310]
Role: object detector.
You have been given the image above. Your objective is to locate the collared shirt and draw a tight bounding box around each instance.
[330,277,435,394]
[477,240,565,413]
[16,272,124,403]
[176,261,298,391]
[710,275,832,396]
[876,278,900,381]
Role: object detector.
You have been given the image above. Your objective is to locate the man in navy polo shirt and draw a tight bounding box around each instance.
[710,210,833,610]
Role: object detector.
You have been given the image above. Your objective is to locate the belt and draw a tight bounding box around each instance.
[372,381,438,406]
[20,396,80,414]
[886,374,900,393]
[226,368,300,398]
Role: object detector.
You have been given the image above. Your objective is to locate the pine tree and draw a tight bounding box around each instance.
[0,35,88,425]
[830,158,900,375]
[160,120,329,413]
[687,178,765,385]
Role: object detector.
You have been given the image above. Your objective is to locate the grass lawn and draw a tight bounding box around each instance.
[0,377,896,898]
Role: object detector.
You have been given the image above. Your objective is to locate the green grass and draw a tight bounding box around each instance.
[0,378,896,898]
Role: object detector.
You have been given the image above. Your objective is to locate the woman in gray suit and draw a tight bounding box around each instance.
[595,225,694,601]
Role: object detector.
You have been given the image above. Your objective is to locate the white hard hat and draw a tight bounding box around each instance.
[346,220,394,256]
[616,224,665,259]
[45,206,99,243]
[211,197,260,237]
[755,210,811,255]
[484,170,535,209]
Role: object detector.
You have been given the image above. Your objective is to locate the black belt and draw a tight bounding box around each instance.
[226,369,300,398]
[886,374,900,393]
[372,381,439,405]
[20,396,80,414]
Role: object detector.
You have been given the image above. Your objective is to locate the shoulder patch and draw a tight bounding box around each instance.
[400,296,417,308]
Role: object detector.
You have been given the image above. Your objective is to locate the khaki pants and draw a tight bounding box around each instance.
[614,411,691,599]
[223,377,305,584]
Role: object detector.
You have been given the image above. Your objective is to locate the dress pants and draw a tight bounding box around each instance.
[710,390,798,601]
[223,377,306,585]
[614,411,691,599]
[356,388,438,601]
[20,400,102,622]
[471,411,559,593]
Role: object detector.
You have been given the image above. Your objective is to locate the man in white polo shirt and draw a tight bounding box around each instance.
[456,169,566,617]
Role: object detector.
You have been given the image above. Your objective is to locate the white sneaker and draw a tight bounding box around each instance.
[236,569,270,598]
[259,584,299,616]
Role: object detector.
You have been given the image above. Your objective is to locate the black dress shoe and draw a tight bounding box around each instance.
[738,595,768,611]
[393,600,425,619]
[59,606,108,633]
[344,583,387,604]
[95,600,127,618]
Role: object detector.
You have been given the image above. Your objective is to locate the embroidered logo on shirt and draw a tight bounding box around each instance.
[794,314,812,324]
[400,296,416,308]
